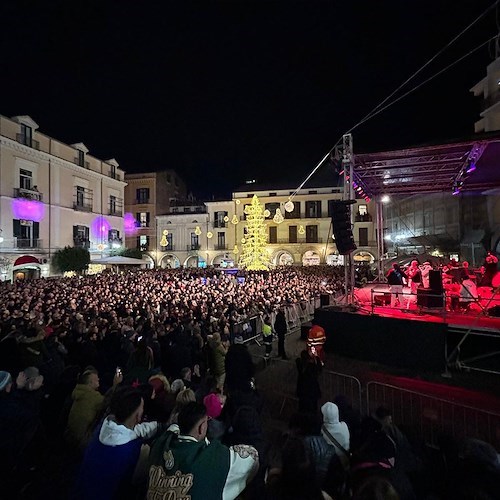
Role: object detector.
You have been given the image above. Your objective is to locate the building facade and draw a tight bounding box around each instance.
[0,115,126,280]
[123,170,186,253]
[470,54,500,133]
[155,184,376,268]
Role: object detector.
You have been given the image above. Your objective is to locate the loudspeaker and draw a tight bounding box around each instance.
[429,270,443,292]
[417,288,444,308]
[320,294,330,307]
[331,200,357,255]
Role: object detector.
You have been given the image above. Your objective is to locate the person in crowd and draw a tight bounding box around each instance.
[180,366,192,388]
[203,391,226,441]
[296,349,322,414]
[65,366,122,450]
[274,305,288,360]
[405,260,421,309]
[387,263,407,308]
[321,402,350,467]
[262,315,273,358]
[224,340,255,393]
[207,332,227,389]
[307,319,326,364]
[419,261,433,289]
[168,388,196,425]
[147,401,259,500]
[482,250,499,287]
[266,434,332,500]
[74,387,160,500]
[352,476,400,500]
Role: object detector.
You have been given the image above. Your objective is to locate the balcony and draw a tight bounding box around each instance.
[135,199,151,205]
[161,244,175,251]
[16,134,40,150]
[214,244,228,250]
[109,170,122,181]
[269,238,324,245]
[355,213,373,222]
[109,208,123,217]
[214,221,228,228]
[73,200,93,212]
[16,238,42,249]
[187,244,201,251]
[13,187,43,201]
[74,158,90,169]
[73,238,90,249]
[480,91,500,112]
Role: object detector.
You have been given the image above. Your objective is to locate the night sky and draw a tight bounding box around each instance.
[2,0,498,197]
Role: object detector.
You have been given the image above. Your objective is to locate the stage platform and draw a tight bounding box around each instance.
[317,288,500,374]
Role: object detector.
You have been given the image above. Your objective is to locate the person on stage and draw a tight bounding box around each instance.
[387,263,407,308]
[481,251,499,288]
[405,260,421,309]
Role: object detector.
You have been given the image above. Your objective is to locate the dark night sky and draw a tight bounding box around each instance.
[2,0,498,197]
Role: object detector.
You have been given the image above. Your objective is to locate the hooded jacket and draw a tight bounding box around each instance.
[74,417,159,500]
[321,402,350,455]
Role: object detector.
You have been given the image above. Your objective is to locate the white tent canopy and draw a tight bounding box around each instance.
[91,256,147,266]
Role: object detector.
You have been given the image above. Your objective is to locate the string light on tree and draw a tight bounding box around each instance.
[239,194,270,270]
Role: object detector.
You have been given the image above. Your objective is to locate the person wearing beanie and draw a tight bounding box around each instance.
[204,392,226,441]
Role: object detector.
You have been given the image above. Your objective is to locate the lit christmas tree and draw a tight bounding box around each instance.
[239,195,270,270]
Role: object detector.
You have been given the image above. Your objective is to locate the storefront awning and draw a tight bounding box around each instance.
[14,255,40,266]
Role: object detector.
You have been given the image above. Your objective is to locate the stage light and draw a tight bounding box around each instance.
[12,198,45,222]
[124,213,137,235]
[466,162,476,174]
[381,195,390,203]
[452,186,461,196]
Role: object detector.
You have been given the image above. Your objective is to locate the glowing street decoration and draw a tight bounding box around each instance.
[284,200,294,213]
[273,208,284,224]
[12,198,45,222]
[223,215,230,223]
[194,226,202,236]
[239,195,270,270]
[123,213,137,235]
[91,215,111,240]
[264,209,271,217]
[298,225,305,235]
[160,230,168,247]
[206,231,213,239]
[231,215,239,225]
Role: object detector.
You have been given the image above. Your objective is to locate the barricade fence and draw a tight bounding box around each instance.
[255,362,500,450]
[366,381,500,451]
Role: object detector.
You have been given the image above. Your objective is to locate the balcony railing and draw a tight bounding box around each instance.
[109,208,123,216]
[269,238,324,244]
[73,201,93,212]
[16,134,40,150]
[135,199,151,204]
[214,244,228,250]
[74,158,91,169]
[214,221,228,228]
[16,238,42,249]
[73,238,90,249]
[109,170,122,181]
[187,244,201,251]
[13,187,43,201]
[160,244,175,251]
[355,214,373,222]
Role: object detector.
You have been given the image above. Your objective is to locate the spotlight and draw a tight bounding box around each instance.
[466,162,476,174]
[452,186,461,196]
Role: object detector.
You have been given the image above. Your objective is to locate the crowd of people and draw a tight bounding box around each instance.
[0,264,499,499]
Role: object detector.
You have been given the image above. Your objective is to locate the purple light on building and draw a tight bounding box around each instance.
[91,216,111,240]
[11,198,45,222]
[124,212,137,235]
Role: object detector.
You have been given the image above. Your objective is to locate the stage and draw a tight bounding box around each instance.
[318,285,500,374]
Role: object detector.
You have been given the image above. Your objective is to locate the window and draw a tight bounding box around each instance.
[77,150,85,167]
[136,212,149,227]
[73,225,90,248]
[110,163,116,178]
[285,201,301,219]
[306,225,318,243]
[217,232,226,249]
[137,235,149,251]
[20,124,32,147]
[136,188,150,204]
[214,211,228,228]
[76,186,85,206]
[191,233,199,250]
[166,233,173,249]
[269,226,277,244]
[265,203,280,219]
[289,225,297,243]
[359,227,368,246]
[13,219,39,247]
[110,195,117,214]
[358,205,367,216]
[305,201,321,218]
[20,169,32,190]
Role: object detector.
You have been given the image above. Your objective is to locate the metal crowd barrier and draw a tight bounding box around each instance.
[366,381,500,451]
[319,369,363,413]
